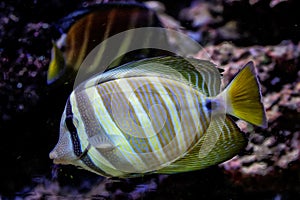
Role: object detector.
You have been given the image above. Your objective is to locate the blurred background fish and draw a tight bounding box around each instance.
[49,56,267,178]
[47,2,171,86]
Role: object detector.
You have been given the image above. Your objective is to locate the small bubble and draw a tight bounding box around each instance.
[9,14,19,22]
[38,56,45,61]
[29,71,37,78]
[82,1,89,7]
[18,104,24,111]
[17,82,22,88]
[271,77,280,85]
[34,32,39,37]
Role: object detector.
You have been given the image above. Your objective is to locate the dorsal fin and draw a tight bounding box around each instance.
[79,56,222,96]
[56,2,155,33]
[156,116,247,174]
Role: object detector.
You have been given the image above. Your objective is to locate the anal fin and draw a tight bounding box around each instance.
[156,116,247,174]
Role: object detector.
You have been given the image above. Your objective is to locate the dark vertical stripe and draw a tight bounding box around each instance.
[98,81,153,153]
[74,87,137,171]
[65,98,81,157]
[65,98,111,177]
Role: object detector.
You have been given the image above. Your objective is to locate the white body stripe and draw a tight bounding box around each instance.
[183,87,201,143]
[149,77,186,153]
[116,78,168,162]
[69,92,118,175]
[83,86,148,171]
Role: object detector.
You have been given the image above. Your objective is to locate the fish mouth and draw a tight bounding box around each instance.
[49,150,62,164]
[52,159,61,165]
[50,156,68,165]
[49,149,77,165]
[49,150,57,160]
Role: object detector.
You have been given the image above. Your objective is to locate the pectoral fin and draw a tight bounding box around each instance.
[88,134,119,151]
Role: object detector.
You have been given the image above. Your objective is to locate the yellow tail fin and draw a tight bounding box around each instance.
[224,61,267,128]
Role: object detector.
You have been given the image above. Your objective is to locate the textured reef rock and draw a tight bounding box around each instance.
[0,0,300,199]
[201,40,300,197]
[178,0,300,45]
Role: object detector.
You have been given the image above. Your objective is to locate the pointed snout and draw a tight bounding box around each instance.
[49,149,62,164]
[48,143,77,165]
[49,150,58,160]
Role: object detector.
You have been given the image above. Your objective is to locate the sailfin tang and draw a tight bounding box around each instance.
[223,62,267,128]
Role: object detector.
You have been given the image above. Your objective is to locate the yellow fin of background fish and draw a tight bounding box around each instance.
[223,61,267,128]
[47,42,65,84]
[156,116,246,173]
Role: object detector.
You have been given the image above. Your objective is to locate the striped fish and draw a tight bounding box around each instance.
[47,2,170,85]
[49,56,267,177]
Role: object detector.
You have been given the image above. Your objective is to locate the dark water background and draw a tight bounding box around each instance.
[0,0,300,199]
